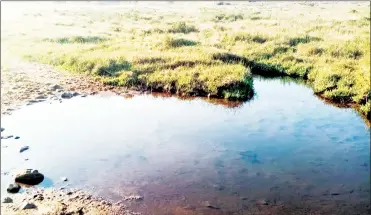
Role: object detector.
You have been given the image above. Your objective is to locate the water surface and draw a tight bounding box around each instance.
[1,77,370,214]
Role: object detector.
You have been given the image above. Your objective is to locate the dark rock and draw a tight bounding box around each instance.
[15,136,20,139]
[21,202,37,210]
[35,95,46,100]
[15,169,44,185]
[7,183,21,193]
[50,84,62,91]
[61,177,68,182]
[2,197,13,203]
[72,92,79,96]
[20,146,29,153]
[331,192,340,196]
[61,92,73,99]
[1,128,4,132]
[33,194,44,201]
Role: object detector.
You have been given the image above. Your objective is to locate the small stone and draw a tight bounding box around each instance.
[20,146,29,153]
[72,92,79,96]
[50,84,62,91]
[35,95,46,100]
[15,136,20,139]
[61,92,73,99]
[1,128,4,132]
[25,158,29,161]
[33,194,44,201]
[61,177,68,182]
[81,94,87,97]
[3,197,13,203]
[331,192,340,196]
[21,202,37,210]
[7,183,21,193]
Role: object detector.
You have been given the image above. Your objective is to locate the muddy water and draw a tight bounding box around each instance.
[1,77,370,214]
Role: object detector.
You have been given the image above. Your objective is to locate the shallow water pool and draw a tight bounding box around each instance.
[1,77,370,214]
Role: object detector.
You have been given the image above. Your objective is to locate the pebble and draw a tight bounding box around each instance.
[2,197,13,203]
[15,136,20,139]
[61,92,72,99]
[1,128,4,132]
[7,183,21,193]
[20,146,29,153]
[61,177,68,182]
[50,84,62,91]
[21,202,37,210]
[35,95,46,100]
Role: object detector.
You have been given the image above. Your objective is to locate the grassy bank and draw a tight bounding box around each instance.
[2,2,370,118]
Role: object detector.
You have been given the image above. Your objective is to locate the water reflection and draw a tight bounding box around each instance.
[1,77,369,214]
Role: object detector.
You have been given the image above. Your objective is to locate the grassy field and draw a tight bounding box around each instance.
[2,2,370,118]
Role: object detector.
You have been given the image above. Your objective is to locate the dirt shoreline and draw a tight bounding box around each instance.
[1,58,143,116]
[1,187,140,215]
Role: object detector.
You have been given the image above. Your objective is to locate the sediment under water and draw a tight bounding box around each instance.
[1,77,370,214]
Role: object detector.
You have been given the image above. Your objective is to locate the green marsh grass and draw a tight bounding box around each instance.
[2,2,370,118]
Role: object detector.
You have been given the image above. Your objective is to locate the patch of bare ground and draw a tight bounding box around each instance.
[1,58,142,115]
[1,188,140,215]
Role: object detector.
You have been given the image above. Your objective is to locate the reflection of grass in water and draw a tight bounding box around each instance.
[2,2,370,119]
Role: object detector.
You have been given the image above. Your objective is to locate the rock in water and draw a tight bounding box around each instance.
[21,202,37,210]
[7,184,20,193]
[15,169,44,185]
[61,92,72,99]
[2,197,13,203]
[20,146,29,153]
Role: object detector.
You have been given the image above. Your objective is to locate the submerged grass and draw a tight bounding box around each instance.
[2,2,370,119]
